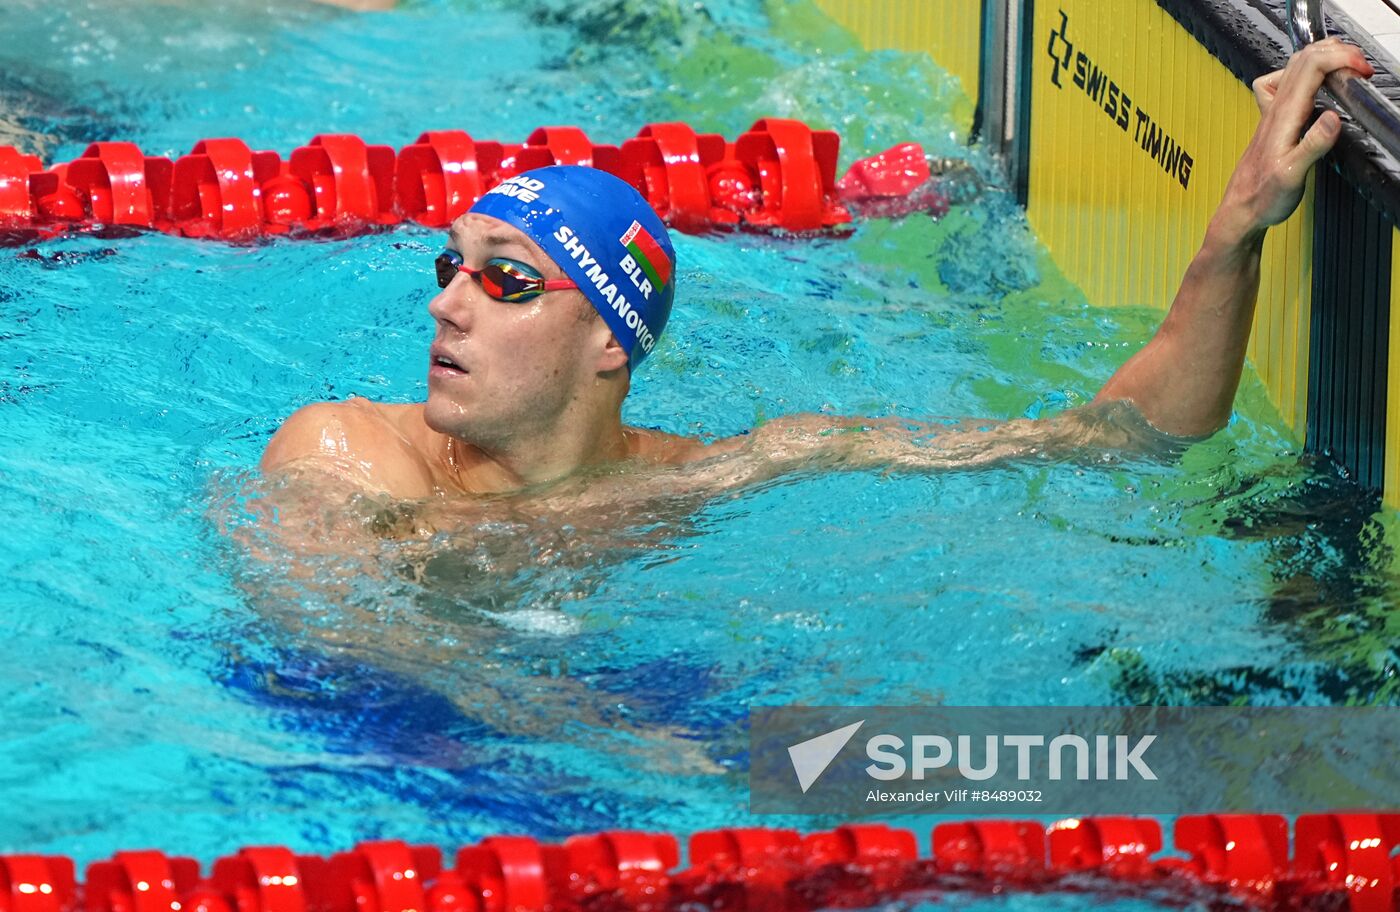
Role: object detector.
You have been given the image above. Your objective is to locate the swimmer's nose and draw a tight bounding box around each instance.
[428,275,474,331]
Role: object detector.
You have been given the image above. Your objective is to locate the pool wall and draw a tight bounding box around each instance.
[808,0,982,136]
[811,0,1400,507]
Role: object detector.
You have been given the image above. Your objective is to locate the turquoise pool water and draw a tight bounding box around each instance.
[0,0,1396,876]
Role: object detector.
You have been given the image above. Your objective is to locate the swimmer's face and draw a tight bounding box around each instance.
[425,213,617,446]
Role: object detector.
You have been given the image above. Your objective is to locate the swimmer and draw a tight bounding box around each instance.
[261,39,1372,509]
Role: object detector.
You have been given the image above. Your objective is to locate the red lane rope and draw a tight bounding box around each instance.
[3,813,1397,912]
[0,123,948,244]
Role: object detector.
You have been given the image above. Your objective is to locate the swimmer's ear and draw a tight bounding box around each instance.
[596,330,630,374]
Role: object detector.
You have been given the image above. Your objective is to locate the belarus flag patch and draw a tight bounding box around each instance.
[620,220,673,289]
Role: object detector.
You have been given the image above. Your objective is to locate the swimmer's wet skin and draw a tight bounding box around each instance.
[260,39,1371,518]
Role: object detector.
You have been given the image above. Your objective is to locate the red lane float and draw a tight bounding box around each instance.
[85,851,199,912]
[62,143,174,229]
[170,139,281,238]
[519,126,620,174]
[833,141,962,220]
[396,131,506,228]
[210,846,311,912]
[0,119,966,244]
[932,820,1045,878]
[1173,814,1290,892]
[1291,814,1400,912]
[455,836,549,912]
[30,165,85,223]
[0,147,42,220]
[1047,816,1162,876]
[543,830,677,911]
[733,118,849,232]
[617,123,729,233]
[323,841,439,912]
[684,828,807,912]
[5,814,1400,912]
[0,856,77,912]
[289,135,398,228]
[796,824,920,909]
[803,823,917,869]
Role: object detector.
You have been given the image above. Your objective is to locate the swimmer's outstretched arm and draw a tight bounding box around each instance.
[683,399,1167,489]
[1091,37,1370,437]
[688,40,1371,485]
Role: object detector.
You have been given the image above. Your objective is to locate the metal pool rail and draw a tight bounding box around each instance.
[1290,0,1400,167]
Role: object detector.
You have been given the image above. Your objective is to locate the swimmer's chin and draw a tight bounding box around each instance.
[422,397,481,438]
[422,400,454,435]
[421,400,515,468]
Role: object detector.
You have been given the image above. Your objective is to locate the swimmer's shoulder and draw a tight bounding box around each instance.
[260,397,437,498]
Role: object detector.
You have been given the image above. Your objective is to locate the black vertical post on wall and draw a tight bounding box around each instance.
[972,0,992,142]
[1306,162,1392,491]
[974,0,1036,205]
[1012,0,1035,205]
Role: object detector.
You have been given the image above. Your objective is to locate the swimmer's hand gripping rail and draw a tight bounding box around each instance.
[1289,0,1400,162]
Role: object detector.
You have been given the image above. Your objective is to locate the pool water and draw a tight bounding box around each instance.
[0,0,1396,872]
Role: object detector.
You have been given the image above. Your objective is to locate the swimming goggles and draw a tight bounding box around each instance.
[434,250,578,302]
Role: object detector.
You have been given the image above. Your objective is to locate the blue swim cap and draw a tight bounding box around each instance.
[468,165,676,369]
